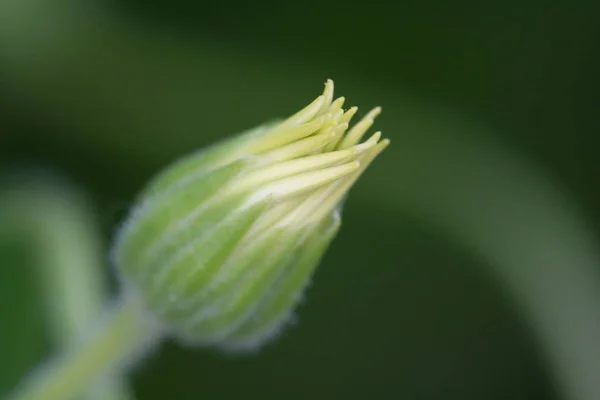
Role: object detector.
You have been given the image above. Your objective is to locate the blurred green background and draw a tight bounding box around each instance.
[1,0,600,399]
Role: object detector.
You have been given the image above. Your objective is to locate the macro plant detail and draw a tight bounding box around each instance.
[113,79,389,350]
[5,79,388,400]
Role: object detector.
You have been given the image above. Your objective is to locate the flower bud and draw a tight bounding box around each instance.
[112,80,389,351]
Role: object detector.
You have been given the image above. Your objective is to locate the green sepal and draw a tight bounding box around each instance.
[143,197,272,329]
[115,158,253,276]
[179,228,306,343]
[223,213,341,350]
[138,120,281,196]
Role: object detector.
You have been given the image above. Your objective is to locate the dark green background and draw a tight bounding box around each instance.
[1,0,599,399]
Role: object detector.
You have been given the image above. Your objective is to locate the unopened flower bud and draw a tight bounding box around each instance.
[112,80,389,351]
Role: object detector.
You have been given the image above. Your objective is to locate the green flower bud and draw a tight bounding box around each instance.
[112,80,389,351]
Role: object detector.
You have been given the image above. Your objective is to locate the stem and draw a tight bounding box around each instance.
[5,297,163,400]
[35,179,134,400]
[1,174,137,400]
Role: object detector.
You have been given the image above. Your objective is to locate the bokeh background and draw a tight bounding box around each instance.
[1,1,600,399]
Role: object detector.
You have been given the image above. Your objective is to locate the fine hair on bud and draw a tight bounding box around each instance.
[112,79,389,352]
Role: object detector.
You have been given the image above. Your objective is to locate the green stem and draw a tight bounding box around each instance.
[5,297,163,400]
[1,175,138,400]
